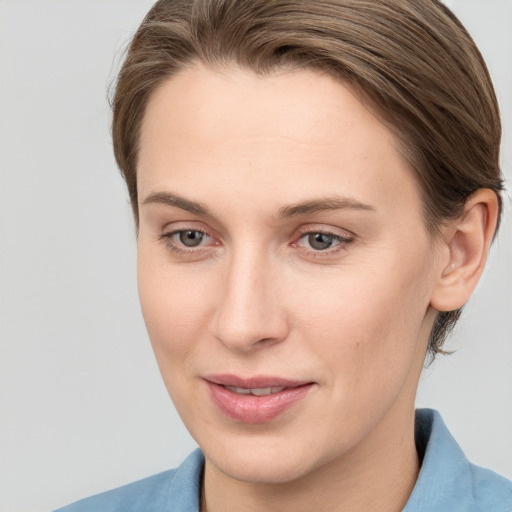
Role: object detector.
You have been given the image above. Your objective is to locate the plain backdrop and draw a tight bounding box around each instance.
[0,1,511,511]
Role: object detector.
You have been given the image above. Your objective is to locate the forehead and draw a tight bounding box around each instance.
[139,63,393,160]
[137,63,423,226]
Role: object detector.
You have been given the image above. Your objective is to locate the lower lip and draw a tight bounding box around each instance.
[206,381,314,424]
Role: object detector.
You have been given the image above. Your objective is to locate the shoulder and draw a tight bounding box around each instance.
[405,409,512,512]
[469,463,512,511]
[54,449,204,512]
[54,469,177,512]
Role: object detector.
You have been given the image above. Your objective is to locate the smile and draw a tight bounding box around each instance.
[204,375,315,424]
[224,386,287,396]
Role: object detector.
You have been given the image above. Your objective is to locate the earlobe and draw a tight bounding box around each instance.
[430,189,499,312]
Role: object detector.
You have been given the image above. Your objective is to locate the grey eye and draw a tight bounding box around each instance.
[178,230,206,247]
[307,233,335,250]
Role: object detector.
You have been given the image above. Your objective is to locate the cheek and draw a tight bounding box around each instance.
[137,245,212,366]
[293,256,433,386]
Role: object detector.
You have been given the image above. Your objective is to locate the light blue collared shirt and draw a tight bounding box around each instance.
[55,409,512,511]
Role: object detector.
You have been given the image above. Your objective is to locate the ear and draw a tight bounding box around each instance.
[430,189,499,312]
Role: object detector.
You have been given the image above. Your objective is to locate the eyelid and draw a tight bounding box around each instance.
[160,220,219,239]
[294,224,355,244]
[291,225,354,256]
[159,222,220,254]
[296,224,353,238]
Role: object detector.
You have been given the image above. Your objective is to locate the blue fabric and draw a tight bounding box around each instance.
[55,449,204,512]
[404,409,512,511]
[55,409,512,511]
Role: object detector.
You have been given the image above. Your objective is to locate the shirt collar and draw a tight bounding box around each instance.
[164,448,204,512]
[404,408,476,511]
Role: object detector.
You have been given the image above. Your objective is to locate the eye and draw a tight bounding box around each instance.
[293,228,353,255]
[176,230,208,247]
[161,229,214,252]
[305,233,338,251]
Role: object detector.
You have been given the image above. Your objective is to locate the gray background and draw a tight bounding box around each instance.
[0,1,511,511]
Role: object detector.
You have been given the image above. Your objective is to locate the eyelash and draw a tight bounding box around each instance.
[159,227,353,258]
[293,228,353,257]
[159,229,214,255]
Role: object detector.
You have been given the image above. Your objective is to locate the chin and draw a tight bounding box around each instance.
[199,427,337,485]
[210,450,315,485]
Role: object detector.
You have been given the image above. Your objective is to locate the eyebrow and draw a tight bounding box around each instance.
[142,191,215,218]
[142,191,376,219]
[277,197,376,218]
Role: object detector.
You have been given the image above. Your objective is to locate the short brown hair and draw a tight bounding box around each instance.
[111,0,503,354]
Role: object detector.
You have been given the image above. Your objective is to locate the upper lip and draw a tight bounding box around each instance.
[204,374,312,389]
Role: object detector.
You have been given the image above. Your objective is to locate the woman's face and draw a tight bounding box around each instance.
[136,64,441,483]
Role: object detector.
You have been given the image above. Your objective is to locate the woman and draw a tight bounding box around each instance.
[56,0,512,510]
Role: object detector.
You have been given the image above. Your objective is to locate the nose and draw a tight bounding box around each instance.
[209,249,289,352]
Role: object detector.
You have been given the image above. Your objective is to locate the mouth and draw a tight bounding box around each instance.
[223,385,289,396]
[204,375,315,424]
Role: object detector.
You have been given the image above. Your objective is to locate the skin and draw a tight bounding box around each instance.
[135,63,497,512]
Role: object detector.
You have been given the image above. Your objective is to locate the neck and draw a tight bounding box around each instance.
[202,405,420,512]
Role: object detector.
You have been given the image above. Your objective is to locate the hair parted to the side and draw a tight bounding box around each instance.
[111,0,503,355]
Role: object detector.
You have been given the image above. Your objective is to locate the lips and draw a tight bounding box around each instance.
[204,374,315,424]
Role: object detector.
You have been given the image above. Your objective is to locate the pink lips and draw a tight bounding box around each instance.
[204,374,314,424]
